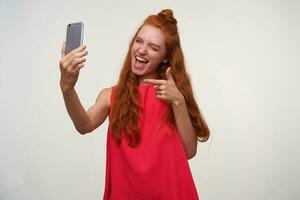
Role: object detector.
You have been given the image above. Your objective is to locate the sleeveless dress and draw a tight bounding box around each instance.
[103,83,199,200]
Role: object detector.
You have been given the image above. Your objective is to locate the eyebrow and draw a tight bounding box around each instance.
[136,36,161,49]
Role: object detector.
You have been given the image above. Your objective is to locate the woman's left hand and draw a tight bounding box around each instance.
[144,67,184,106]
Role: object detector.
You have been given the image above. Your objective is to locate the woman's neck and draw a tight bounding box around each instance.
[138,73,159,84]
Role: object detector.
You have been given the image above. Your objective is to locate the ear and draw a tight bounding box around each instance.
[162,60,169,64]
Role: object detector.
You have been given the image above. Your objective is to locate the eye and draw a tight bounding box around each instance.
[151,47,159,51]
[135,39,142,43]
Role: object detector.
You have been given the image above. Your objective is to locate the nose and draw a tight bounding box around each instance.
[138,44,147,55]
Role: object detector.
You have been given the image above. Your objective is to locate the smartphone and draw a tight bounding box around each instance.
[65,22,84,55]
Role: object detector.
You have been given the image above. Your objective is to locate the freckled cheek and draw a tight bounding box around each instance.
[149,54,162,65]
[131,45,139,54]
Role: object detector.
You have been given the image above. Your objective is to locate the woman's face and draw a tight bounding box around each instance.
[131,25,167,81]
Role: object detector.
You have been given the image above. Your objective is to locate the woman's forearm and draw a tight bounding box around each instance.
[172,95,197,159]
[60,86,93,134]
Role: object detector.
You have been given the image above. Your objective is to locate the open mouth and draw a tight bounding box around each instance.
[135,55,149,64]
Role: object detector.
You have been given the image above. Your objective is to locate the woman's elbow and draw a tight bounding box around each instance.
[76,122,95,135]
[187,150,197,160]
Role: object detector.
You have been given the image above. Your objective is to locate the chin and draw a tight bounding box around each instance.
[131,65,146,76]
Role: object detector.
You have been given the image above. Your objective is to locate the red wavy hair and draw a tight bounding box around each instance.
[110,9,210,147]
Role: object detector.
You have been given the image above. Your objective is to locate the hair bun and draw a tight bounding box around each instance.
[158,9,177,25]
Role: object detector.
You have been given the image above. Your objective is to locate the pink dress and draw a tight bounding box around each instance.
[103,83,199,200]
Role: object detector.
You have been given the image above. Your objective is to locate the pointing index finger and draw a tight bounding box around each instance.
[143,79,166,85]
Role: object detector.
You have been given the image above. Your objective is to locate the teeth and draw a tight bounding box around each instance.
[136,56,148,63]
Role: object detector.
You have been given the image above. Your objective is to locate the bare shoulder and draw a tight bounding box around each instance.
[96,87,112,107]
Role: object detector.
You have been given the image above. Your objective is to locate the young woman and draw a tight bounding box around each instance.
[60,9,210,200]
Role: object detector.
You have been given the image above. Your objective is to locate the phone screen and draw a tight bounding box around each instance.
[65,22,84,55]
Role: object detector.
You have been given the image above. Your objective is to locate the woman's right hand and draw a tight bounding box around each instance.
[59,42,88,92]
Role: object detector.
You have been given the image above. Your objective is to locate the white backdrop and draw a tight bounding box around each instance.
[0,0,299,199]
